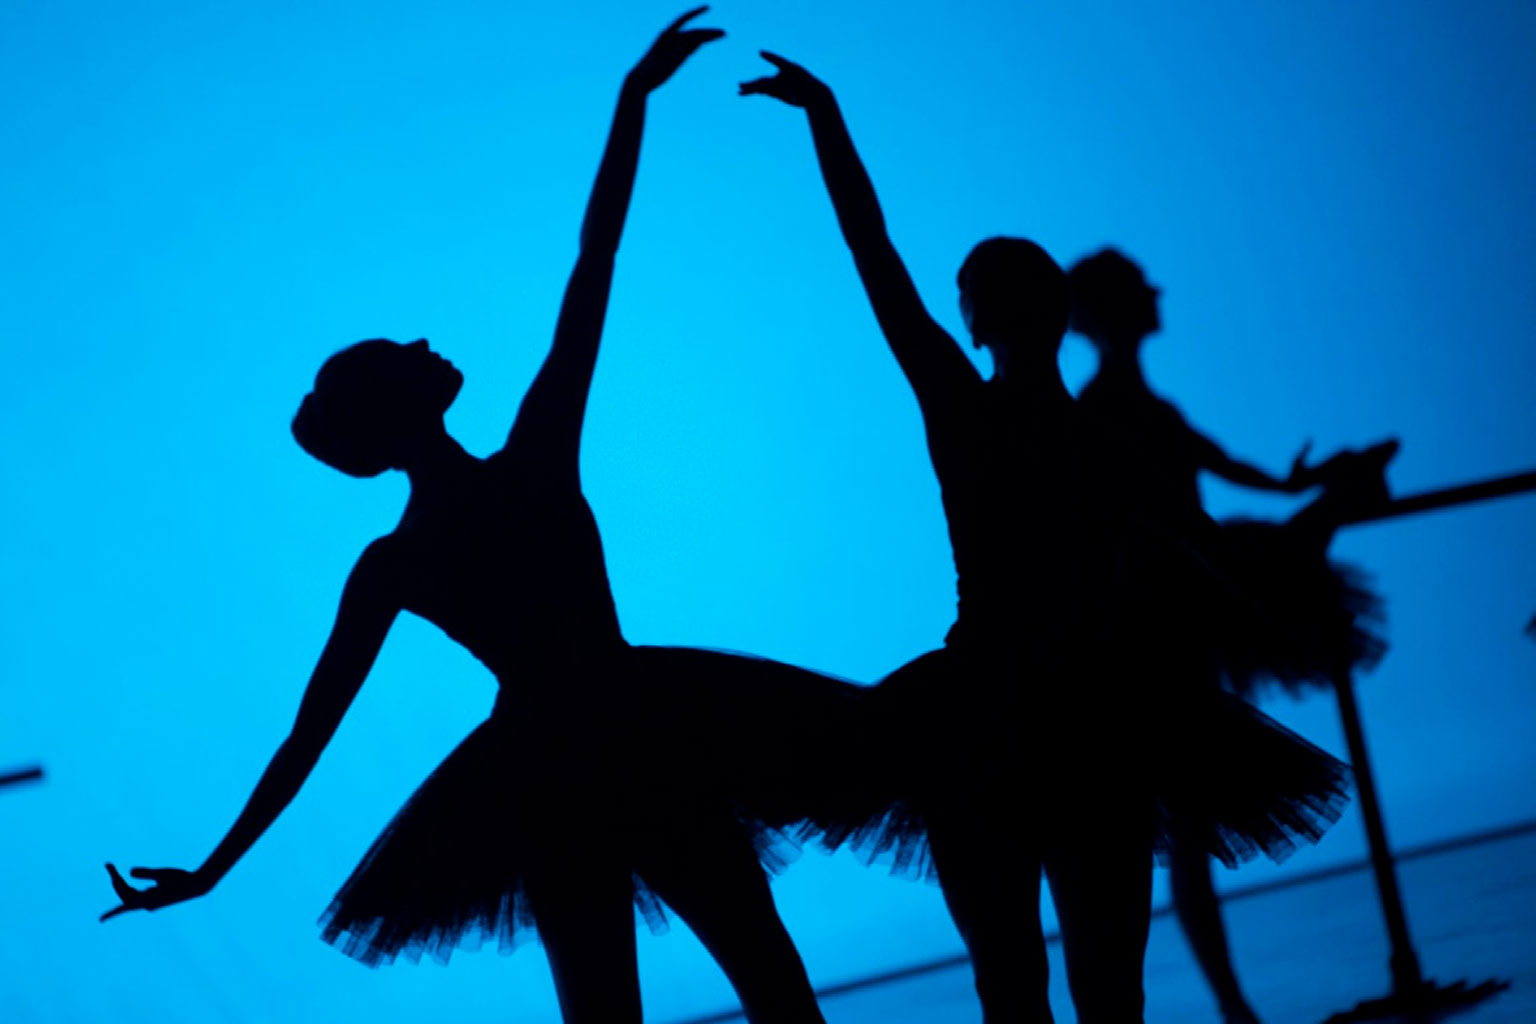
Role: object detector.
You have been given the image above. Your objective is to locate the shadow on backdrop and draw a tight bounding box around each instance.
[743,54,1353,1024]
[100,12,875,1024]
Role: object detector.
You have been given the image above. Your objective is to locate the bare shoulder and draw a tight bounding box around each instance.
[1155,396,1195,430]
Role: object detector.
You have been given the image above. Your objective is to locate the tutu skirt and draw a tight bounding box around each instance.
[319,645,867,966]
[1214,518,1387,698]
[799,639,1351,880]
[798,520,1354,878]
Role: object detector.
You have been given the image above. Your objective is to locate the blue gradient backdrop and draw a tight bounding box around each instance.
[3,2,1533,1021]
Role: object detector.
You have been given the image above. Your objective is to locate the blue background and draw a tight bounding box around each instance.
[3,2,1533,1020]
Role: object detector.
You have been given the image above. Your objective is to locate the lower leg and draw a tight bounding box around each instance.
[641,828,824,1024]
[1170,841,1260,1024]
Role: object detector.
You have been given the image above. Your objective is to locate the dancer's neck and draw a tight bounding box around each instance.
[401,427,478,497]
[990,348,1072,406]
[1090,339,1150,394]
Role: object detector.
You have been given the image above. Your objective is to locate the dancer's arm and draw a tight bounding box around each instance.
[101,544,401,920]
[506,9,723,478]
[1191,427,1316,494]
[741,54,980,421]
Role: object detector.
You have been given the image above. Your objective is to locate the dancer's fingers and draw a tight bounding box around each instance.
[105,863,140,901]
[664,6,710,36]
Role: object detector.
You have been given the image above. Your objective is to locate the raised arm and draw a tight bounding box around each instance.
[507,9,723,475]
[740,53,980,419]
[102,544,400,921]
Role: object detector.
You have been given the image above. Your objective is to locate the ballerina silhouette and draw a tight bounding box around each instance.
[742,54,1351,1024]
[1069,247,1393,1024]
[101,13,857,1023]
[1069,248,1394,697]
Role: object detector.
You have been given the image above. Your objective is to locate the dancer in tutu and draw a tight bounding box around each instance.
[1068,247,1391,1024]
[1068,248,1390,698]
[101,13,856,1022]
[741,54,1350,1024]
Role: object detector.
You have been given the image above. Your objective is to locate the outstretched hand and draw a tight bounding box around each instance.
[628,7,724,93]
[738,52,833,108]
[101,862,212,922]
[1311,438,1400,511]
[1286,441,1317,490]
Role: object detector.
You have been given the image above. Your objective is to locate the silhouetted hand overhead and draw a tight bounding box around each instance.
[627,7,724,93]
[101,863,212,921]
[738,52,834,108]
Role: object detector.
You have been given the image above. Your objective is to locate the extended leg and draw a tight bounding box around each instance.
[1169,833,1260,1024]
[640,822,824,1024]
[526,854,643,1024]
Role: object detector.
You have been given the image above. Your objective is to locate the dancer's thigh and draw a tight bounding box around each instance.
[929,806,1053,1024]
[1042,798,1153,1024]
[524,846,643,1024]
[638,822,823,1024]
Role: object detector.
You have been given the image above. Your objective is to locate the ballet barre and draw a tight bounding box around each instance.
[0,764,45,791]
[1323,466,1534,1024]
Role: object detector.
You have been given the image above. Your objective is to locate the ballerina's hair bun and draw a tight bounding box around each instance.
[291,340,401,479]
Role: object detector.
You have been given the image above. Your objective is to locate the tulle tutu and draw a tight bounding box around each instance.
[1202,442,1397,697]
[1151,687,1351,866]
[793,648,953,881]
[796,520,1353,878]
[1213,518,1387,698]
[319,645,867,966]
[795,637,1351,880]
[1099,528,1355,867]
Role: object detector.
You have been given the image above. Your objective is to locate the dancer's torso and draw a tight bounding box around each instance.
[1076,380,1208,535]
[381,444,625,682]
[930,380,1116,650]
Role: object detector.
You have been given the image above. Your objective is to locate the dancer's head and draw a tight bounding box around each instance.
[957,237,1071,371]
[1067,248,1161,353]
[292,338,463,477]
